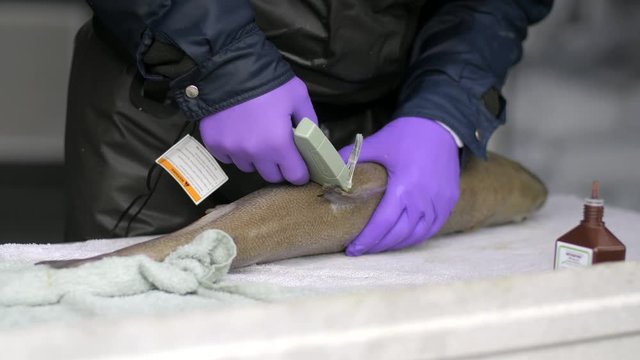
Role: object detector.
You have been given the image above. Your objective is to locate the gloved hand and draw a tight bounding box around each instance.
[339,117,461,256]
[199,77,317,185]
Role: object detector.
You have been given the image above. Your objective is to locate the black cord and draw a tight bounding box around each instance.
[109,120,197,237]
[123,164,163,236]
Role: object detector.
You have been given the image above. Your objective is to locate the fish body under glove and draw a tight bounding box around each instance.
[42,153,547,269]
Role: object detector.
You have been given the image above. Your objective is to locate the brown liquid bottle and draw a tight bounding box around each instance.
[554,181,625,269]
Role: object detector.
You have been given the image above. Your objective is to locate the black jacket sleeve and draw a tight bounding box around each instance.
[87,0,294,121]
[393,0,552,159]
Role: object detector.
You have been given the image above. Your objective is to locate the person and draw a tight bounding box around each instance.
[65,0,552,256]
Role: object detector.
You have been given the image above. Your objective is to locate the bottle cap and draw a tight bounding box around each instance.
[585,180,604,206]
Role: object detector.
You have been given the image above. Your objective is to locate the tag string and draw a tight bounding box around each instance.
[109,121,197,237]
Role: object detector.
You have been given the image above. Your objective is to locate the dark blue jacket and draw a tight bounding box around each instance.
[87,0,552,160]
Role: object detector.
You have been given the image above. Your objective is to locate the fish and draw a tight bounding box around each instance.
[40,152,547,269]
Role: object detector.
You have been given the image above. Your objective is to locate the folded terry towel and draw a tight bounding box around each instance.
[0,230,305,329]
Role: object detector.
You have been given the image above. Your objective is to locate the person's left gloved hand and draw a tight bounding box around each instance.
[338,117,461,256]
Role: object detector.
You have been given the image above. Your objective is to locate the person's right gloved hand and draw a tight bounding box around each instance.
[199,77,317,185]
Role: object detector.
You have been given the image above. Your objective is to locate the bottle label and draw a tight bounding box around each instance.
[555,241,593,269]
[156,135,228,205]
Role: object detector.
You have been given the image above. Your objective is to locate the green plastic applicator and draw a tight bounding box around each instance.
[294,118,362,192]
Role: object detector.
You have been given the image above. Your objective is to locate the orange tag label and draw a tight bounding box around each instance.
[156,135,228,205]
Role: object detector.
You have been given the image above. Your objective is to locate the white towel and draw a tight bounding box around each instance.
[0,230,306,329]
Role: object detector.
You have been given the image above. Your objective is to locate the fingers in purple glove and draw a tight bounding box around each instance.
[367,203,430,253]
[280,80,316,184]
[229,155,255,173]
[346,195,403,256]
[389,215,431,251]
[366,209,412,254]
[254,161,285,183]
[398,200,437,249]
[424,202,456,240]
[275,144,310,185]
[205,144,233,164]
[291,85,318,126]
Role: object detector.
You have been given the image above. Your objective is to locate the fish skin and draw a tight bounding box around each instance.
[40,153,547,269]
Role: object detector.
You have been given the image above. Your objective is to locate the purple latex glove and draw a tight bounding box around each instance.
[339,117,461,256]
[199,77,317,185]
